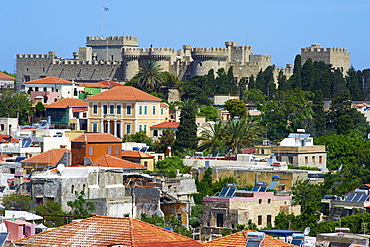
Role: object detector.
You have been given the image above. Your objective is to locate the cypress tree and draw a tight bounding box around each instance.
[289,55,302,89]
[173,100,198,153]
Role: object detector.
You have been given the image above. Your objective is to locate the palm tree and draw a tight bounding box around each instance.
[137,61,163,92]
[224,117,265,154]
[199,121,227,154]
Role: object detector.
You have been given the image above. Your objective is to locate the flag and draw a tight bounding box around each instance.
[103,6,109,11]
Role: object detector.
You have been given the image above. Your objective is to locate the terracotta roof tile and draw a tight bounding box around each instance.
[0,135,19,143]
[160,102,169,107]
[95,154,146,168]
[21,148,70,166]
[0,72,15,80]
[24,76,73,85]
[121,151,154,158]
[13,216,203,246]
[203,230,296,247]
[45,98,88,108]
[150,122,179,129]
[71,133,122,143]
[87,86,161,102]
[78,80,123,89]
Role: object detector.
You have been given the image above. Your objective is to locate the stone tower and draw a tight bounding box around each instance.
[301,44,350,73]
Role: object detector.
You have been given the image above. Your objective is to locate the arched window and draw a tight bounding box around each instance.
[71,185,74,194]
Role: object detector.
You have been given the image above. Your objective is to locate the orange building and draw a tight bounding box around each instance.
[71,133,122,165]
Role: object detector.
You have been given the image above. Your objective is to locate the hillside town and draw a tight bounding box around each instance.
[0,33,370,247]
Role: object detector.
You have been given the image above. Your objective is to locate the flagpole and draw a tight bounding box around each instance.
[101,6,104,37]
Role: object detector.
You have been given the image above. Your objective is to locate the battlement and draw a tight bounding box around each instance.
[17,54,50,59]
[52,59,120,65]
[191,47,229,54]
[86,36,138,47]
[301,44,347,53]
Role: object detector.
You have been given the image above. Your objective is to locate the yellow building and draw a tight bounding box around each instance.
[87,86,169,138]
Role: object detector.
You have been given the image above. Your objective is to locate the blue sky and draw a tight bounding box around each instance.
[1,0,369,74]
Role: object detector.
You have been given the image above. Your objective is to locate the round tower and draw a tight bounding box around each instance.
[121,47,140,81]
[191,47,229,76]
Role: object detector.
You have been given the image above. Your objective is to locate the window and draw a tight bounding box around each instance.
[144,124,147,131]
[71,185,74,194]
[35,87,39,91]
[268,199,271,204]
[126,124,131,135]
[0,124,4,131]
[319,156,323,163]
[153,129,158,137]
[117,105,121,115]
[43,87,47,92]
[144,161,148,167]
[267,215,272,225]
[92,122,98,132]
[259,199,262,204]
[139,124,142,132]
[110,105,114,114]
[305,156,308,164]
[103,105,108,114]
[139,106,143,115]
[89,146,93,156]
[312,156,315,164]
[24,75,30,82]
[261,148,265,154]
[216,213,224,227]
[127,105,132,115]
[115,145,119,155]
[258,215,262,225]
[108,146,112,155]
[288,156,293,164]
[82,184,86,192]
[152,105,156,115]
[161,108,164,115]
[144,105,148,115]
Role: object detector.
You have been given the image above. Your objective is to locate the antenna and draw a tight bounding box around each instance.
[304,227,310,235]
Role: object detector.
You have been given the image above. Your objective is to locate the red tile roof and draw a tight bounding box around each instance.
[121,151,154,158]
[25,76,73,85]
[13,216,203,246]
[45,98,88,108]
[0,135,19,143]
[78,80,124,89]
[160,102,169,107]
[94,154,146,169]
[0,72,15,80]
[87,86,161,102]
[150,122,179,129]
[71,133,122,143]
[203,230,296,247]
[21,148,70,166]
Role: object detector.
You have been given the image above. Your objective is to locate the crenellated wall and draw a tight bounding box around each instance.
[301,44,350,73]
[17,36,318,86]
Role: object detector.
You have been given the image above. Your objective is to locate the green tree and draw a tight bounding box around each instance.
[199,121,227,154]
[136,61,163,92]
[154,156,190,178]
[173,100,198,153]
[180,76,212,105]
[346,68,364,100]
[289,54,302,89]
[223,99,247,119]
[0,89,33,125]
[153,128,175,153]
[277,70,290,91]
[35,101,45,118]
[224,118,264,154]
[140,213,192,237]
[123,130,154,150]
[197,106,219,122]
[67,191,96,218]
[2,194,35,211]
[35,200,67,227]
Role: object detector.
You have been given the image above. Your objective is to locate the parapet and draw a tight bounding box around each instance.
[301,44,347,53]
[17,53,50,59]
[86,36,139,47]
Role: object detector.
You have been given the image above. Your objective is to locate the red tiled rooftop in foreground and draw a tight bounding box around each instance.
[13,216,204,246]
[24,76,73,85]
[21,149,70,166]
[94,154,146,169]
[150,122,180,129]
[203,230,296,247]
[45,98,88,108]
[71,133,122,143]
[77,80,124,89]
[0,72,15,80]
[87,86,161,101]
[121,150,154,158]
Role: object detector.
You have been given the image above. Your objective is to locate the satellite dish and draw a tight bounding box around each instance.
[57,163,65,172]
[304,227,310,235]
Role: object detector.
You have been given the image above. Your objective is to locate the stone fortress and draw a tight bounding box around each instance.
[301,44,350,73]
[16,36,350,86]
